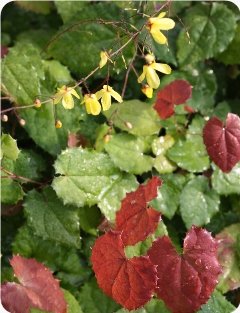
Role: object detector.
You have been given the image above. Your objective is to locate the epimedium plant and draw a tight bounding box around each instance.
[1,1,240,313]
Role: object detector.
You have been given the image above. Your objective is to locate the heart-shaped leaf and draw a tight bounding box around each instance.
[154,80,192,119]
[1,255,67,313]
[148,226,221,313]
[203,113,240,172]
[116,177,162,246]
[91,231,157,311]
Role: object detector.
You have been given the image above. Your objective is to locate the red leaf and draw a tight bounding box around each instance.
[148,226,221,313]
[1,256,67,313]
[1,46,9,58]
[116,177,162,246]
[154,79,192,119]
[91,231,157,310]
[203,113,240,172]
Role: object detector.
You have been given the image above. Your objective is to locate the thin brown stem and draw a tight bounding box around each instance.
[1,167,43,185]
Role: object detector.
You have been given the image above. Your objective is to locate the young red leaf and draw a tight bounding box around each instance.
[154,79,192,119]
[203,113,240,172]
[1,255,67,313]
[115,177,162,246]
[91,231,157,310]
[148,226,221,313]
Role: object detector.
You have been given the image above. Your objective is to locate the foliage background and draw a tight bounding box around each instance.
[1,1,240,312]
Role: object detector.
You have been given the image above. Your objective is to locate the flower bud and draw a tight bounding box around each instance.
[19,119,26,126]
[34,98,41,108]
[55,120,62,128]
[104,134,111,143]
[125,121,133,129]
[1,114,8,122]
[145,54,155,64]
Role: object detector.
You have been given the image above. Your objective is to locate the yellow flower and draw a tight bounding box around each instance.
[147,12,175,45]
[83,94,101,115]
[95,85,123,111]
[99,51,113,69]
[138,54,171,89]
[53,85,80,110]
[141,84,153,98]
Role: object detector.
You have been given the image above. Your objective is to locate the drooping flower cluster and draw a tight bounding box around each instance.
[46,10,175,126]
[83,85,123,115]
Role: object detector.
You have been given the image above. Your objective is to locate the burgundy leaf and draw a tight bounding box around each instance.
[154,79,192,119]
[115,177,162,246]
[148,226,221,313]
[1,46,9,58]
[1,256,67,313]
[91,231,157,310]
[203,113,240,172]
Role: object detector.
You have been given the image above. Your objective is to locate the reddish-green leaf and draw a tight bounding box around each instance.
[91,231,157,310]
[154,80,192,119]
[115,177,162,246]
[1,255,67,313]
[148,226,221,313]
[203,113,240,172]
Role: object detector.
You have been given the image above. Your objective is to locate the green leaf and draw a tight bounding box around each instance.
[24,187,81,248]
[217,23,240,65]
[78,206,101,235]
[14,150,47,182]
[180,176,220,228]
[98,173,138,221]
[154,155,176,174]
[105,133,154,174]
[17,29,55,52]
[2,42,44,105]
[1,133,20,161]
[151,174,187,219]
[104,100,161,136]
[212,163,240,195]
[152,135,175,156]
[48,3,132,76]
[2,43,86,156]
[198,290,235,313]
[16,1,53,15]
[63,289,83,313]
[177,3,236,66]
[114,298,171,313]
[216,224,240,293]
[30,308,49,313]
[212,101,231,120]
[12,225,90,288]
[78,278,120,313]
[1,158,24,205]
[167,136,210,173]
[55,1,87,23]
[52,148,137,216]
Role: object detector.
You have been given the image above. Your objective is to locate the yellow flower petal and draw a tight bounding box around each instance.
[150,17,175,30]
[53,92,63,105]
[62,93,74,109]
[101,92,111,111]
[141,85,153,98]
[158,12,166,18]
[146,66,160,89]
[99,51,108,69]
[150,28,167,45]
[109,89,123,103]
[151,62,172,74]
[95,89,104,100]
[138,65,148,83]
[69,88,80,99]
[84,95,101,115]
